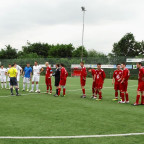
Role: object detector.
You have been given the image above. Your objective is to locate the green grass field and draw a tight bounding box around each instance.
[0,76,143,144]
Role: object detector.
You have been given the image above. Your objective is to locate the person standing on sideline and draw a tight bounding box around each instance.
[30,61,44,93]
[7,63,20,96]
[112,64,123,101]
[53,64,60,96]
[0,65,7,89]
[80,62,87,98]
[45,62,53,94]
[133,62,144,106]
[22,63,32,91]
[7,64,11,89]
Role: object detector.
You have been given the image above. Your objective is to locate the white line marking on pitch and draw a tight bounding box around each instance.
[0,133,144,139]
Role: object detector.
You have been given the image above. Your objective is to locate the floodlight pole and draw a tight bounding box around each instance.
[81,7,86,62]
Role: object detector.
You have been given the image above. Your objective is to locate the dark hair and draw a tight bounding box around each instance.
[137,62,142,65]
[80,62,84,65]
[9,64,11,66]
[1,65,3,67]
[117,64,121,66]
[121,62,126,66]
[56,64,59,67]
[97,63,101,65]
[12,64,15,67]
[88,68,92,70]
[60,63,64,67]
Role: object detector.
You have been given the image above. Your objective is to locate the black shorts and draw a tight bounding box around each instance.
[10,77,17,86]
[55,78,60,87]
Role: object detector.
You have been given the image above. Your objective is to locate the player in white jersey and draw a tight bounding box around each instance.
[15,63,23,89]
[0,65,7,89]
[7,64,12,89]
[30,61,44,93]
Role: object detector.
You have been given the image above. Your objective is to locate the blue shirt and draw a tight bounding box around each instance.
[24,67,32,78]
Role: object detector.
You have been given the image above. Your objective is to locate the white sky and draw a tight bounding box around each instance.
[0,0,144,54]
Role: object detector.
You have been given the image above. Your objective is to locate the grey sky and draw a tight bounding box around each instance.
[0,0,144,54]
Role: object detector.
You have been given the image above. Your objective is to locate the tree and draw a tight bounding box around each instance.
[49,44,75,58]
[0,45,18,59]
[112,33,141,57]
[72,46,88,57]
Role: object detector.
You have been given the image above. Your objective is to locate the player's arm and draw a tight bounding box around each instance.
[112,77,115,85]
[39,67,44,74]
[93,74,96,82]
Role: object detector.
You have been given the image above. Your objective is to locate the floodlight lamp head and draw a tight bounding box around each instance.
[81,6,86,11]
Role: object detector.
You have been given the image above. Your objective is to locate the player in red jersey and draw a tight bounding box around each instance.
[119,63,130,104]
[45,62,53,94]
[58,63,68,97]
[88,68,98,99]
[95,63,106,101]
[112,64,123,101]
[80,62,87,98]
[133,62,144,106]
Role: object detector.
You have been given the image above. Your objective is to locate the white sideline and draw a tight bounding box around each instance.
[0,132,144,139]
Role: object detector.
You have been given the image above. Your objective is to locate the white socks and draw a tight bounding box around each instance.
[4,83,7,88]
[31,84,34,91]
[36,84,39,90]
[1,83,3,88]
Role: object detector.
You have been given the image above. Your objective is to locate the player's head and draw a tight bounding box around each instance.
[12,63,16,68]
[26,62,30,67]
[80,62,84,67]
[8,64,11,68]
[97,63,101,69]
[136,62,142,69]
[56,64,59,68]
[60,63,64,68]
[1,65,3,69]
[45,62,49,67]
[88,68,92,72]
[34,61,38,66]
[117,64,121,70]
[121,62,126,69]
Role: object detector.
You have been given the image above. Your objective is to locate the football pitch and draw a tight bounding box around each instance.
[0,76,143,144]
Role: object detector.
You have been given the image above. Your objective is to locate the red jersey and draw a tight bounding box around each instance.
[60,67,68,79]
[121,68,130,82]
[95,69,106,82]
[80,66,87,79]
[91,69,96,79]
[138,67,144,83]
[113,69,123,83]
[45,66,52,78]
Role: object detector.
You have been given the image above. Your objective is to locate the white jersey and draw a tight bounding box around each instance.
[0,68,7,77]
[33,65,42,76]
[16,65,22,76]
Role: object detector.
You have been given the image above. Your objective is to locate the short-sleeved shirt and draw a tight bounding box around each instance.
[80,67,87,79]
[95,69,106,83]
[16,65,22,76]
[138,67,144,83]
[0,68,7,77]
[8,67,18,77]
[121,68,130,82]
[46,66,53,78]
[24,67,32,78]
[33,65,42,76]
[113,69,123,83]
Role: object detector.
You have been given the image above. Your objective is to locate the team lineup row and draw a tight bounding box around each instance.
[0,61,144,106]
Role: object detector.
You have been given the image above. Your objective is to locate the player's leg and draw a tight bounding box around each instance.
[17,75,20,89]
[133,91,141,106]
[1,77,4,89]
[97,89,102,100]
[4,77,7,88]
[26,78,30,91]
[58,85,61,96]
[14,78,20,96]
[35,76,40,92]
[62,85,66,96]
[30,76,35,92]
[49,78,52,94]
[81,85,86,98]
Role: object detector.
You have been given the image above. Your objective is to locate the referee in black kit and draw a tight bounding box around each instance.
[53,64,60,96]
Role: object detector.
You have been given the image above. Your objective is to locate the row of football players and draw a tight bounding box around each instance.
[82,62,144,106]
[0,64,22,89]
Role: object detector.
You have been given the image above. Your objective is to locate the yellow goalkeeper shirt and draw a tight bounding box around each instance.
[8,67,18,78]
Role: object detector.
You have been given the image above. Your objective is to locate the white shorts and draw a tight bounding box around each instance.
[23,77,31,84]
[32,75,40,82]
[7,77,10,82]
[17,75,20,82]
[1,76,6,82]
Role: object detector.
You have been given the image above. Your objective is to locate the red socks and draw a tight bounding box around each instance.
[92,88,95,96]
[141,95,144,104]
[99,92,102,99]
[58,88,61,96]
[125,93,129,102]
[136,95,140,104]
[63,88,66,95]
[82,89,85,95]
[121,93,125,102]
[115,91,118,99]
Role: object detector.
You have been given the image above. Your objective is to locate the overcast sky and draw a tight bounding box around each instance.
[0,0,144,54]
